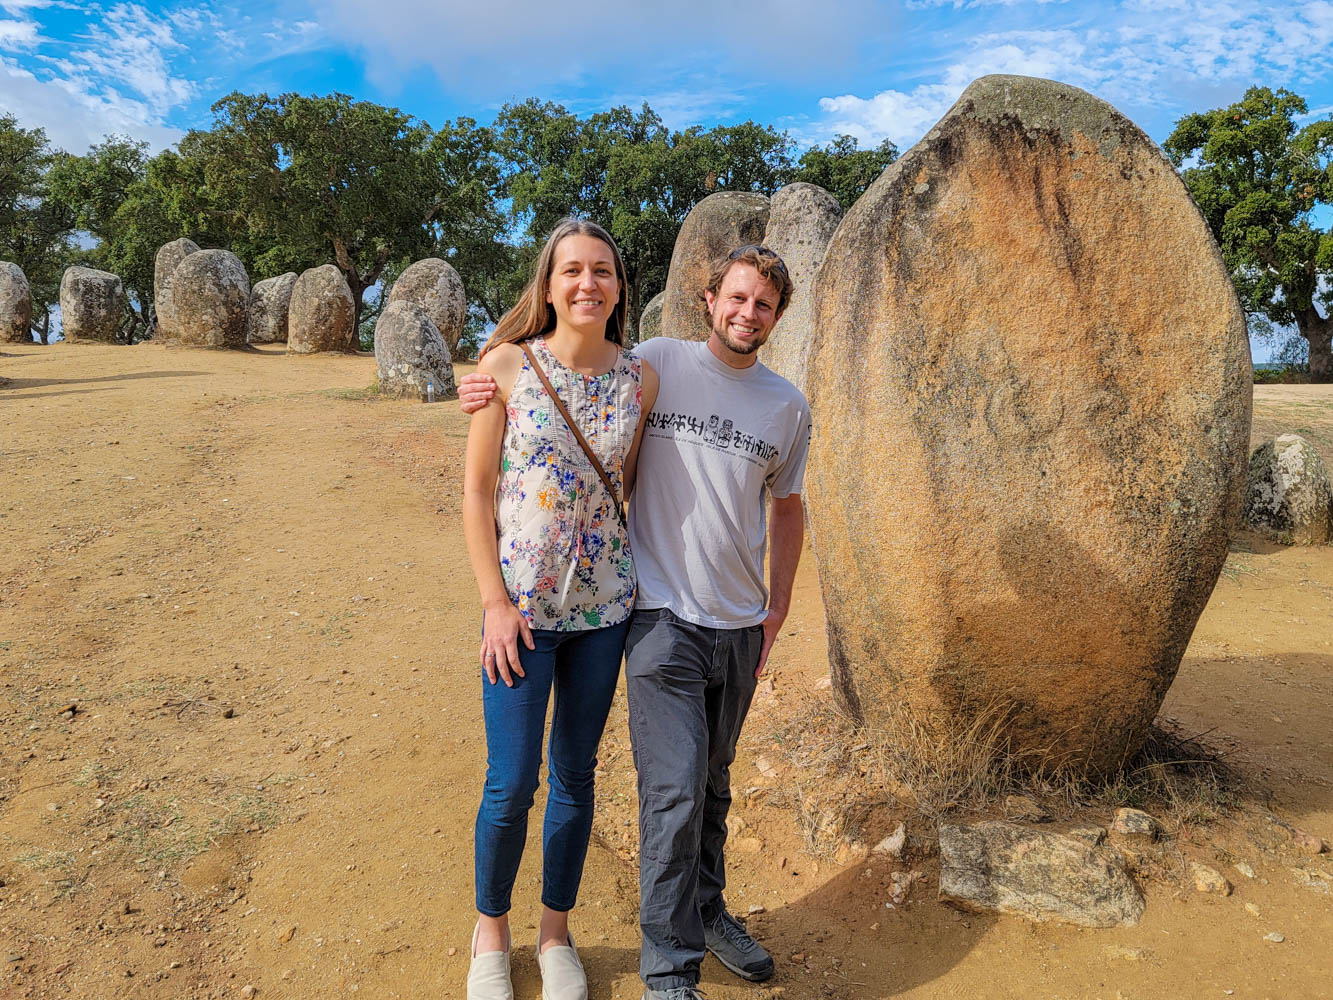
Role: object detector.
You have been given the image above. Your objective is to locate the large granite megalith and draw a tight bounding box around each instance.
[762,182,843,394]
[1,261,32,343]
[288,265,355,354]
[661,191,769,342]
[804,75,1252,774]
[1244,434,1332,545]
[170,250,250,348]
[638,291,664,343]
[60,266,124,342]
[387,258,466,358]
[153,238,199,341]
[374,301,456,399]
[246,272,297,344]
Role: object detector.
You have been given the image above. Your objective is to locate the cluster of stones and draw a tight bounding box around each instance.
[373,258,464,398]
[154,239,357,354]
[1,261,33,343]
[658,74,1254,775]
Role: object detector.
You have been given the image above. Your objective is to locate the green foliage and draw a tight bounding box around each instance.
[0,114,74,340]
[790,134,898,209]
[1165,87,1333,380]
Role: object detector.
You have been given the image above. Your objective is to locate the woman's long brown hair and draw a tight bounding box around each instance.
[480,218,629,357]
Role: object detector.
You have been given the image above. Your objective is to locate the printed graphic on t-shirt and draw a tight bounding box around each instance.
[644,409,781,466]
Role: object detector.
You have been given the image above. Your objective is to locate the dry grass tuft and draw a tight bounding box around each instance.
[761,693,1253,857]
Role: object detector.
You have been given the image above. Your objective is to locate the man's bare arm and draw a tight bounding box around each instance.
[757,493,805,676]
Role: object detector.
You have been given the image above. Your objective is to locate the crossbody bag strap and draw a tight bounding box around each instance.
[520,341,628,534]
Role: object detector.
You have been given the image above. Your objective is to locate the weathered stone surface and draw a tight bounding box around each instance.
[638,291,664,343]
[246,273,297,344]
[170,250,249,348]
[288,265,354,354]
[761,183,842,393]
[1190,862,1232,895]
[373,301,456,399]
[387,258,466,357]
[661,191,769,342]
[1,261,32,343]
[153,238,199,341]
[1110,808,1161,840]
[59,266,124,342]
[939,821,1144,927]
[805,75,1252,774]
[1244,434,1332,545]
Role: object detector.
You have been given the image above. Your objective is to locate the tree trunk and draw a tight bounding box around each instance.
[1298,308,1333,383]
[349,282,366,352]
[32,309,49,344]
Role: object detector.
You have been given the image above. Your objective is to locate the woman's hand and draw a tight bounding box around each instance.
[480,600,535,686]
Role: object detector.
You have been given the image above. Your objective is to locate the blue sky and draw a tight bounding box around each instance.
[3,0,1332,357]
[3,0,1332,156]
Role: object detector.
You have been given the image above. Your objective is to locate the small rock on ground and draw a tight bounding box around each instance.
[1190,862,1232,896]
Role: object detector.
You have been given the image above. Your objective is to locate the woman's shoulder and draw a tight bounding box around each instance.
[479,342,526,392]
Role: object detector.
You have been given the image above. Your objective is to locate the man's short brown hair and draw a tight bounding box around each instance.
[701,245,794,314]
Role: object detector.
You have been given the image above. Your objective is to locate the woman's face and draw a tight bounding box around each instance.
[545,234,619,332]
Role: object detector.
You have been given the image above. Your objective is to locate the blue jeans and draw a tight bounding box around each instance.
[474,619,629,917]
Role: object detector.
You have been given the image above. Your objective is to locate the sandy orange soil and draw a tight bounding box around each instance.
[1,342,1331,999]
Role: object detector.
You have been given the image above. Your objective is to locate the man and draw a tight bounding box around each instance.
[460,245,809,1000]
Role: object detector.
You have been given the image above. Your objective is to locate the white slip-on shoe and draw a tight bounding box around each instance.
[467,922,513,1000]
[536,931,588,1000]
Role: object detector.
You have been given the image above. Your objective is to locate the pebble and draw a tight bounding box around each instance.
[278,926,296,943]
[241,986,258,998]
[790,953,805,963]
[447,947,457,957]
[873,823,907,859]
[1190,863,1232,896]
[1290,829,1327,855]
[1110,808,1160,840]
[1003,795,1050,822]
[1233,862,1256,879]
[221,707,235,719]
[1263,932,1285,943]
[747,904,765,915]
[1244,903,1261,917]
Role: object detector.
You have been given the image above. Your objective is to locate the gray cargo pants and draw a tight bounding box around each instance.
[625,605,763,991]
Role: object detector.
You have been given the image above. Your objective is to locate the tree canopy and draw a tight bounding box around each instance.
[1165,86,1333,381]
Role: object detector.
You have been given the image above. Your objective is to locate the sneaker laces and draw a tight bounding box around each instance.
[665,990,708,1000]
[712,909,753,949]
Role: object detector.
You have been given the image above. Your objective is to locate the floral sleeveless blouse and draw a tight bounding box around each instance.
[496,336,642,631]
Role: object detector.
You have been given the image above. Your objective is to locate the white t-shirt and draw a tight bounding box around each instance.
[629,338,811,628]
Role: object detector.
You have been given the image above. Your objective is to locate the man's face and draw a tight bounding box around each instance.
[703,262,784,359]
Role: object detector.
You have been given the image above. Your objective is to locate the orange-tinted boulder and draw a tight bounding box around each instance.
[661,191,769,342]
[805,75,1252,774]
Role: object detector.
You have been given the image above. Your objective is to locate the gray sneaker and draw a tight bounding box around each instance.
[639,990,706,1000]
[702,906,775,982]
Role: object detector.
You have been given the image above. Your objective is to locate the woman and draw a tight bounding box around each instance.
[462,218,658,1000]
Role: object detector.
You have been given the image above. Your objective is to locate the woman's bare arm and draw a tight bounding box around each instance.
[622,359,658,500]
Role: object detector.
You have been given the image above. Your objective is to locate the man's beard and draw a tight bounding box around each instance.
[712,314,765,355]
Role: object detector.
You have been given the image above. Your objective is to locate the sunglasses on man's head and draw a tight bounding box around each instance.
[728,244,789,277]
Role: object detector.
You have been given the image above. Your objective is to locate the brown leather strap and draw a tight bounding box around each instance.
[520,341,628,534]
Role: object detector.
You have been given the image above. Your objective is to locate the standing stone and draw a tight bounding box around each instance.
[246,272,297,344]
[59,266,124,342]
[1243,434,1332,544]
[1,261,32,343]
[386,259,466,357]
[154,238,199,342]
[638,292,664,343]
[374,301,456,399]
[288,265,355,354]
[762,183,843,394]
[805,75,1252,775]
[661,191,769,342]
[938,822,1144,927]
[170,250,250,348]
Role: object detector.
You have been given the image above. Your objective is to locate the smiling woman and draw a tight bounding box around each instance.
[458,217,659,1000]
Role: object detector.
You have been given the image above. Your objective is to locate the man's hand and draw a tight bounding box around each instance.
[756,607,786,678]
[459,371,498,415]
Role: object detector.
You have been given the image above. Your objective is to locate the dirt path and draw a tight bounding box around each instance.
[2,343,1330,999]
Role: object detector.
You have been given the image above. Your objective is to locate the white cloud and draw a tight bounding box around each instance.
[0,16,38,48]
[310,0,881,98]
[814,0,1333,149]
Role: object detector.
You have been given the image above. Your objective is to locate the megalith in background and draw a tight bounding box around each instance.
[60,266,124,342]
[153,238,199,342]
[661,191,769,342]
[761,182,843,394]
[387,259,466,358]
[288,265,355,354]
[170,250,250,348]
[638,291,664,343]
[805,75,1252,774]
[1,261,32,343]
[1244,434,1332,545]
[374,301,456,399]
[247,272,298,344]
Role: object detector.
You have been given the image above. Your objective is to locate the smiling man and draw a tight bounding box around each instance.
[459,245,810,1000]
